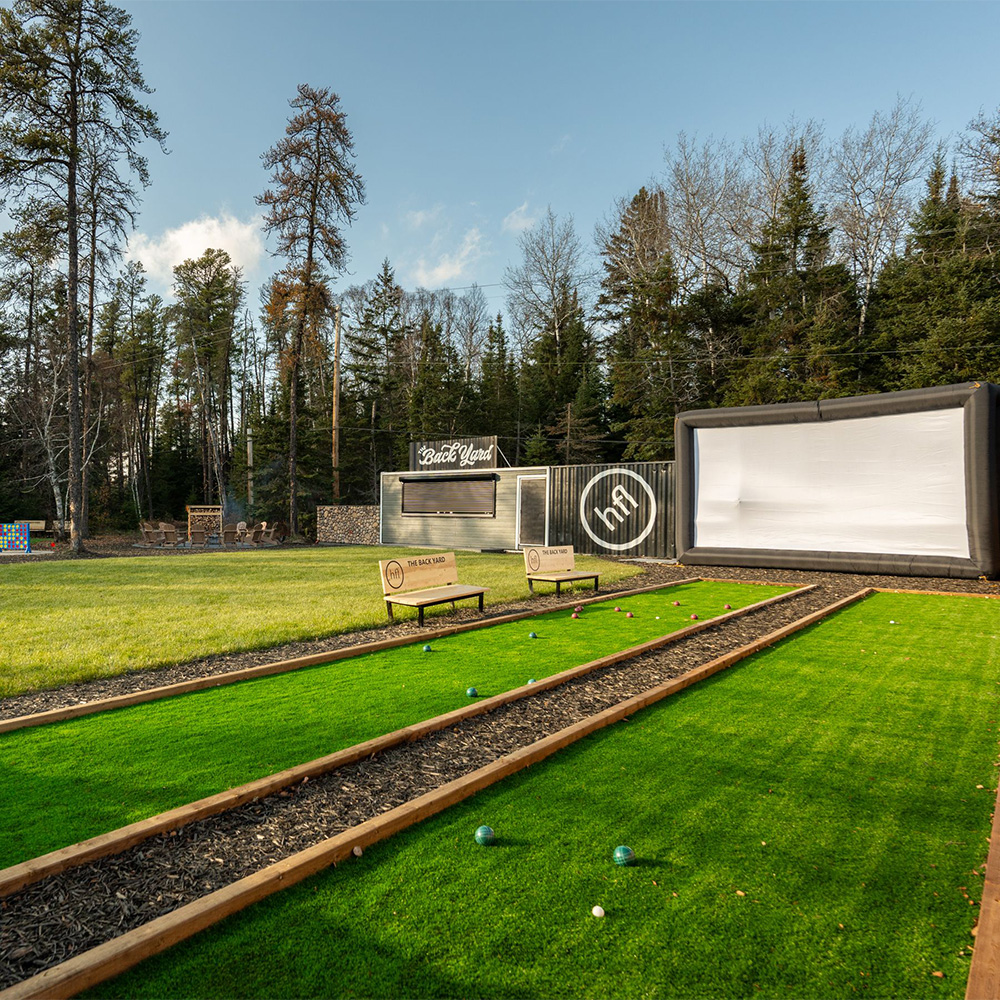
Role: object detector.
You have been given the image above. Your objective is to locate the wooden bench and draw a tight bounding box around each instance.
[523,545,599,595]
[379,552,488,627]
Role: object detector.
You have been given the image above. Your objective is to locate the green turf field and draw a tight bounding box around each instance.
[0,581,787,870]
[0,547,641,696]
[88,591,1000,999]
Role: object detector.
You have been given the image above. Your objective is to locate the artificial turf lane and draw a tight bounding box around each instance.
[88,591,1000,1000]
[0,581,790,871]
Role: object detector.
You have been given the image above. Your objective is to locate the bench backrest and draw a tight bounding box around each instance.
[523,545,576,574]
[380,552,459,596]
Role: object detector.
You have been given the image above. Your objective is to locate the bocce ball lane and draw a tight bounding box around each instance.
[0,583,813,900]
[0,578,709,737]
[0,587,871,1000]
[880,574,1000,1000]
[884,585,1000,1000]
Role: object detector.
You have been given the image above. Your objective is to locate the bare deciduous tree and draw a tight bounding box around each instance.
[664,133,754,294]
[830,97,934,338]
[503,207,588,353]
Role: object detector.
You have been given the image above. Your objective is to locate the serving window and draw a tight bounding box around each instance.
[400,475,497,517]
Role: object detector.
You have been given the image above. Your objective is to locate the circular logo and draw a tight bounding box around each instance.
[578,468,658,552]
[384,560,405,590]
[526,548,541,572]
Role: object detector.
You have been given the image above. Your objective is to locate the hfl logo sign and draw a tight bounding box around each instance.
[593,484,638,532]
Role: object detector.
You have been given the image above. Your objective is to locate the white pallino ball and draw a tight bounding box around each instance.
[591,905,605,918]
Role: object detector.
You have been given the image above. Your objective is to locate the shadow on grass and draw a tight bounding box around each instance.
[88,907,482,1000]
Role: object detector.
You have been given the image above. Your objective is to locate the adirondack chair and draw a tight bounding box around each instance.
[158,522,180,547]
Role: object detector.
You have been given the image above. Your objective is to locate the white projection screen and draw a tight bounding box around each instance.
[675,383,1000,578]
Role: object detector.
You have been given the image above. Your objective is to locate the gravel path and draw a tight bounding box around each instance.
[2,562,997,990]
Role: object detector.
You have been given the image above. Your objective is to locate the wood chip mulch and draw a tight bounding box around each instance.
[1,562,998,989]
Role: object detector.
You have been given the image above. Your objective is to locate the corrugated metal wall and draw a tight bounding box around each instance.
[548,462,675,559]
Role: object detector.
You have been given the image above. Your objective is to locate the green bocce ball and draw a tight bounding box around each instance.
[475,825,495,846]
[466,686,478,698]
[613,845,636,867]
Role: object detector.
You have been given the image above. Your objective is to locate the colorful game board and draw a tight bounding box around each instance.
[0,523,31,552]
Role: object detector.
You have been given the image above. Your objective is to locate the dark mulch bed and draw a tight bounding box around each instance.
[0,574,985,989]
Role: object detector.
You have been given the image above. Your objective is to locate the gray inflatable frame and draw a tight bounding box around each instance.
[674,382,1000,579]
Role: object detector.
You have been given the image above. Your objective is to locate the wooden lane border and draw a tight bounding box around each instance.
[968,777,1000,999]
[873,587,1000,599]
[0,578,705,736]
[880,572,1000,994]
[0,584,815,899]
[0,586,871,1000]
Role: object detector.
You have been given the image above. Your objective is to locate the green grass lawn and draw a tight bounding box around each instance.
[89,591,1000,999]
[0,581,787,870]
[0,547,643,697]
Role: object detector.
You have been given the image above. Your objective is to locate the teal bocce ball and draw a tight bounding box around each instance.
[613,845,636,867]
[466,686,478,698]
[475,825,496,846]
[422,644,432,652]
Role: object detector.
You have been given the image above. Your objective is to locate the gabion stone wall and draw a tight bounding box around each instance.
[316,505,380,545]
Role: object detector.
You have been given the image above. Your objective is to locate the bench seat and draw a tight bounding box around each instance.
[526,569,599,595]
[523,545,599,595]
[385,584,486,626]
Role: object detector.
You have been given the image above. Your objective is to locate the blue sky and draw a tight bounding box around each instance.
[120,0,1000,312]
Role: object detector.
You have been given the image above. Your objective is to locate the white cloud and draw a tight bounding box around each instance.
[126,213,265,292]
[412,228,486,287]
[405,204,443,229]
[550,133,571,155]
[501,201,537,234]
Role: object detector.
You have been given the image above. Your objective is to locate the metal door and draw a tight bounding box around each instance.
[516,475,547,547]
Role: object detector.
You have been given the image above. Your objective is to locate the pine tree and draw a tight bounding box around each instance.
[343,260,407,499]
[731,145,860,404]
[257,84,364,533]
[170,248,245,507]
[477,314,520,460]
[870,157,1000,389]
[597,187,684,459]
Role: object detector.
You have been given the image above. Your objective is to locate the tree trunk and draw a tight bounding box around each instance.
[288,318,302,534]
[80,207,98,538]
[65,22,84,555]
[332,305,341,500]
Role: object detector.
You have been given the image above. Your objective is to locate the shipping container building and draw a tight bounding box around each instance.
[379,461,676,558]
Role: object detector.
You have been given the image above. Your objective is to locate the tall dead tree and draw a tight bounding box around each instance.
[257,84,364,535]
